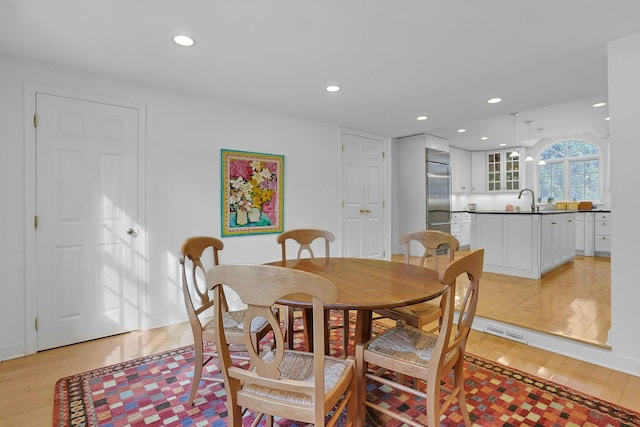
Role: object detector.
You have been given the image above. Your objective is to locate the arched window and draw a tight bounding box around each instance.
[538,140,600,202]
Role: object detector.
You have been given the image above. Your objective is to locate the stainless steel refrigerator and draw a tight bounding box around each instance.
[426,148,451,234]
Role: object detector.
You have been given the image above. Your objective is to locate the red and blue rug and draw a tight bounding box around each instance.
[54,320,640,426]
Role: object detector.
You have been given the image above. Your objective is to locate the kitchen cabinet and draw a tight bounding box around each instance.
[486,149,521,192]
[542,214,575,272]
[470,211,575,279]
[469,149,521,193]
[471,213,539,278]
[451,212,471,247]
[594,212,612,256]
[450,146,471,194]
[574,212,594,256]
[471,151,486,193]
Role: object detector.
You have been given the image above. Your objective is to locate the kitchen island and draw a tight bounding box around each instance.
[470,210,576,279]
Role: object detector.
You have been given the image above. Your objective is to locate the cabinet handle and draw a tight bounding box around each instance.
[551,222,557,225]
[568,220,572,223]
[360,209,372,214]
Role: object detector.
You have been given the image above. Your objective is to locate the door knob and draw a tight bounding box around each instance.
[126,227,138,238]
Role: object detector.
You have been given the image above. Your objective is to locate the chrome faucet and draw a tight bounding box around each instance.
[518,188,536,211]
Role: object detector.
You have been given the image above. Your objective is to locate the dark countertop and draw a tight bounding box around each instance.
[463,209,611,215]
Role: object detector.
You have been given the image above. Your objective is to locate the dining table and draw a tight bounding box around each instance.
[264,257,447,355]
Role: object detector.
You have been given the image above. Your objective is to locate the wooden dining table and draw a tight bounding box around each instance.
[264,257,447,355]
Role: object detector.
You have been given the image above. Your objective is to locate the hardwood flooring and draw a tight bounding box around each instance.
[0,253,629,426]
[393,251,611,348]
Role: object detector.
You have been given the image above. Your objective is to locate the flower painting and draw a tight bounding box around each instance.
[221,149,284,236]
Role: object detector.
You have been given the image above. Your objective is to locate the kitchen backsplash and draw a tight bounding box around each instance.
[451,194,606,211]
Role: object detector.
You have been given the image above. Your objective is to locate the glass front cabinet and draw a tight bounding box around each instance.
[487,150,521,192]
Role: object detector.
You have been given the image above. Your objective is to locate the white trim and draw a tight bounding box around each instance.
[23,84,148,355]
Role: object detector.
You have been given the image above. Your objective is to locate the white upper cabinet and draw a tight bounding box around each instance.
[471,151,486,193]
[484,149,522,193]
[450,146,471,194]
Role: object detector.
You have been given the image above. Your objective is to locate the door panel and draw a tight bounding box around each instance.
[36,93,139,350]
[341,133,385,259]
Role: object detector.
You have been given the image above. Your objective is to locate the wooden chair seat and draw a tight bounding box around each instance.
[364,324,439,366]
[244,350,352,405]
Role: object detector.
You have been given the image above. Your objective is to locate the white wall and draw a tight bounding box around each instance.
[608,33,640,365]
[0,52,347,359]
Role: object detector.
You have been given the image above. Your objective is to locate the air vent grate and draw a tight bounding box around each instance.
[484,323,528,344]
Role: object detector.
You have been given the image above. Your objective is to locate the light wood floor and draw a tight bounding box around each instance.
[0,254,629,426]
[393,252,611,348]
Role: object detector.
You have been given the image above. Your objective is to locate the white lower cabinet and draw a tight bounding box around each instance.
[574,212,594,256]
[471,212,575,279]
[471,213,539,278]
[451,212,471,248]
[542,214,575,273]
[595,212,612,255]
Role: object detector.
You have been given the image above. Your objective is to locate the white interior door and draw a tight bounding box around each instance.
[35,93,140,350]
[341,132,385,258]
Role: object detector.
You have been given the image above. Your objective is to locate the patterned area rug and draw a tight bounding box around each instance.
[54,318,640,427]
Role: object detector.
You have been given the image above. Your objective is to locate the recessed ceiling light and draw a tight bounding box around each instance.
[325,85,341,93]
[605,117,610,121]
[173,35,195,47]
[457,129,466,133]
[416,115,428,121]
[480,136,488,140]
[499,143,507,146]
[592,102,606,108]
[488,98,502,104]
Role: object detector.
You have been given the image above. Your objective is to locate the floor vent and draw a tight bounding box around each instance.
[484,323,529,344]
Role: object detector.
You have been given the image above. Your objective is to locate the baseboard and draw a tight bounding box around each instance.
[471,316,640,377]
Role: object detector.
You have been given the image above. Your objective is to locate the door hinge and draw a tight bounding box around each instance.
[33,113,38,128]
[383,250,386,258]
[34,215,39,230]
[35,317,39,331]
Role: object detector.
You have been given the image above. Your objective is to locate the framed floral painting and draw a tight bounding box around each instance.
[221,149,284,236]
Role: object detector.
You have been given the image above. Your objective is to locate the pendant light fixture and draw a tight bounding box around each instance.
[537,127,547,165]
[524,120,534,162]
[509,112,520,158]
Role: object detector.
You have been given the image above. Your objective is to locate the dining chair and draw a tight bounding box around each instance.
[179,236,273,406]
[208,264,357,426]
[277,229,350,355]
[375,229,460,330]
[356,248,484,427]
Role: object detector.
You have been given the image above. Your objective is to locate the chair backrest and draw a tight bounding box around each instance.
[207,264,338,421]
[276,228,335,261]
[179,237,225,340]
[430,249,484,375]
[399,229,460,271]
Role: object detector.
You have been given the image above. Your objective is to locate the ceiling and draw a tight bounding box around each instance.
[2,1,640,150]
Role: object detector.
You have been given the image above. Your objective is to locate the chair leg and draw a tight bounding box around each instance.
[454,358,472,426]
[355,345,367,425]
[342,309,350,355]
[426,370,441,427]
[188,340,205,406]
